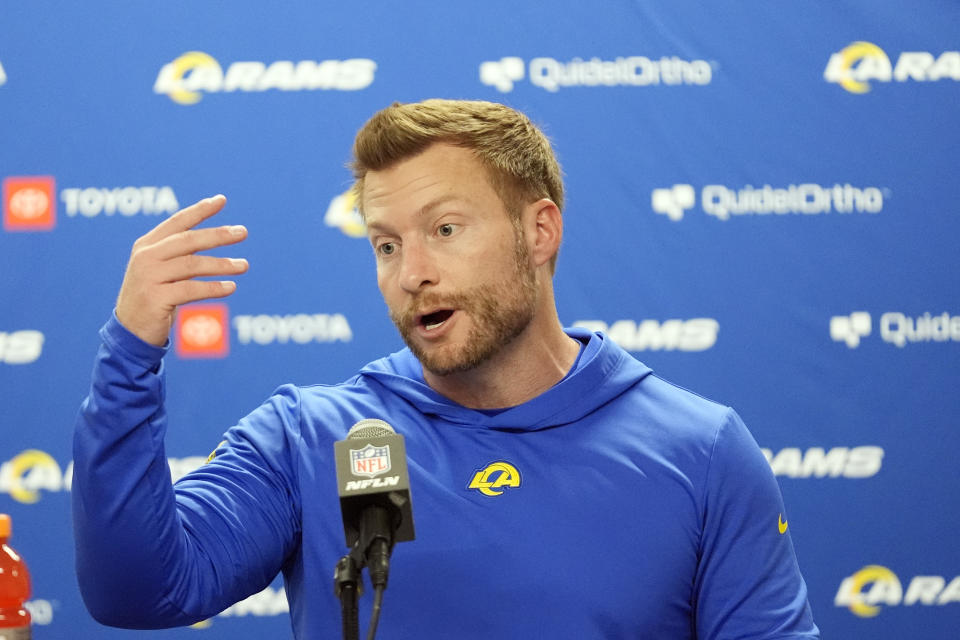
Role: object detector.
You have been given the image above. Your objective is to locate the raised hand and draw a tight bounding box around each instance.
[115,195,248,346]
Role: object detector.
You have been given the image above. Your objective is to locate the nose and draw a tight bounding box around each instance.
[398,241,438,293]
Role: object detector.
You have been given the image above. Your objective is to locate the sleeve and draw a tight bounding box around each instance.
[71,313,302,629]
[692,409,820,639]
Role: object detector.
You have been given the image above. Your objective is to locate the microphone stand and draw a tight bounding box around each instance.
[335,505,395,640]
[334,554,361,640]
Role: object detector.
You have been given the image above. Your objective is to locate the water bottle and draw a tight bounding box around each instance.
[0,514,31,640]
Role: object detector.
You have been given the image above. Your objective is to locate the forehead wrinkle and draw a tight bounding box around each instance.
[363,144,495,229]
[364,172,439,209]
[363,173,435,233]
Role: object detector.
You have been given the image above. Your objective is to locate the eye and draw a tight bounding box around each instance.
[438,223,455,237]
[377,242,396,256]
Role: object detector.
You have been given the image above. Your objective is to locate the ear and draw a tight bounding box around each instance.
[522,198,562,269]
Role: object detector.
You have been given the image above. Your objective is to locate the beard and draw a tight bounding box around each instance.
[389,233,538,377]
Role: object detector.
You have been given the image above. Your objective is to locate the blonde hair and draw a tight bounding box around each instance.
[350,99,564,219]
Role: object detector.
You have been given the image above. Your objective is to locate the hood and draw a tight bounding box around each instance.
[358,328,652,432]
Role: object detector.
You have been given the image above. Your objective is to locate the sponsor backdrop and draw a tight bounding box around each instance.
[1,2,958,638]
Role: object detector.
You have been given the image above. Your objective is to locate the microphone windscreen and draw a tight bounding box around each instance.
[347,418,396,440]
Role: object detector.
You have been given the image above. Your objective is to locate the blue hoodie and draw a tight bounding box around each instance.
[73,314,819,639]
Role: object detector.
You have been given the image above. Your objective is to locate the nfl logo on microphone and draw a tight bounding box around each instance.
[351,444,392,478]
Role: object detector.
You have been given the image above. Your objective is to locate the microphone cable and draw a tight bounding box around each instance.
[336,506,393,640]
[366,585,385,640]
[334,552,388,640]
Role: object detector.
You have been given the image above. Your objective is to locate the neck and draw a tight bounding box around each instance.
[422,303,581,410]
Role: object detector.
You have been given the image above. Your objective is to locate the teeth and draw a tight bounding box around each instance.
[425,320,445,331]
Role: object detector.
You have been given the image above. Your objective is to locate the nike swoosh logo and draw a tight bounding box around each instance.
[778,513,788,535]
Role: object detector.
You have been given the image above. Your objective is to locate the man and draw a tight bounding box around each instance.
[73,99,820,638]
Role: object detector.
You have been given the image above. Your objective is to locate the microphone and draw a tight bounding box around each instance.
[334,419,415,579]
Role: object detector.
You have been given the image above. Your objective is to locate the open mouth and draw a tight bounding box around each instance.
[419,309,454,331]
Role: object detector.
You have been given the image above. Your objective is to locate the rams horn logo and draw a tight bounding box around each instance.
[468,461,521,496]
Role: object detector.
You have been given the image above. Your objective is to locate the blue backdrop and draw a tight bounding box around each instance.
[1,2,958,637]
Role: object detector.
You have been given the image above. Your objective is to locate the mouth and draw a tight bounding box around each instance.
[417,308,455,332]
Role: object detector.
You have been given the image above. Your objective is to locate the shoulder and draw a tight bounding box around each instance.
[640,373,731,422]
[283,371,413,441]
[621,372,737,449]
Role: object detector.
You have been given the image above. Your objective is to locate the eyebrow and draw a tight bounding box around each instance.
[420,194,467,215]
[365,194,470,234]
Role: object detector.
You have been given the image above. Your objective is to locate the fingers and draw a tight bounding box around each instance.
[113,193,248,346]
[125,195,249,287]
[165,279,240,307]
[158,254,249,283]
[138,194,229,246]
[149,223,248,262]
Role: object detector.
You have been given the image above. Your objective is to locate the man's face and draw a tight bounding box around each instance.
[362,144,539,376]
